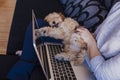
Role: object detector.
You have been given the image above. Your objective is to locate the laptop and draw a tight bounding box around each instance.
[32,10,92,80]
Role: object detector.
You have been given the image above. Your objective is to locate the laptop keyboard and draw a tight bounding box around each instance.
[47,44,77,80]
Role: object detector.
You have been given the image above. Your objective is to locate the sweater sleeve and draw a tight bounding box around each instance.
[91,2,120,80]
[90,54,120,80]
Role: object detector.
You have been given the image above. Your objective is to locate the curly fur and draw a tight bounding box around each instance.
[44,12,65,27]
[35,12,87,66]
[55,33,87,65]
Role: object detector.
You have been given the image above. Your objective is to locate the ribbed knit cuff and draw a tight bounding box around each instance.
[90,56,105,72]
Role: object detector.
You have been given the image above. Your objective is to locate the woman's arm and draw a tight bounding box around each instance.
[77,2,120,80]
[76,27,101,59]
[90,54,120,80]
[77,27,120,80]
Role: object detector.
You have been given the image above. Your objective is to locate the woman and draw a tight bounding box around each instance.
[77,2,120,80]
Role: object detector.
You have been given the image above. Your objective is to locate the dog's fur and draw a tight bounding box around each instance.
[44,12,65,27]
[36,16,79,52]
[35,12,87,65]
[55,32,87,65]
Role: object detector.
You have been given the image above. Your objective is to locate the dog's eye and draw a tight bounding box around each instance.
[75,40,77,42]
[43,31,46,33]
[52,21,56,24]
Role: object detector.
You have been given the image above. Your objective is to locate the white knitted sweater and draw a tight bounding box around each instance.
[89,2,120,80]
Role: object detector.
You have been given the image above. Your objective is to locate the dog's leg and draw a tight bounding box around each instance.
[73,57,84,66]
[35,27,50,38]
[80,43,87,58]
[48,28,65,39]
[61,44,70,52]
[55,51,77,61]
[65,44,70,51]
[35,27,65,40]
[73,49,87,66]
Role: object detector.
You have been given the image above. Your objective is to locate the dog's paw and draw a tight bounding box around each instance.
[35,29,41,38]
[74,61,80,66]
[55,53,70,61]
[73,58,84,66]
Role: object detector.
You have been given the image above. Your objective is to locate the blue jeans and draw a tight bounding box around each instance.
[7,19,62,80]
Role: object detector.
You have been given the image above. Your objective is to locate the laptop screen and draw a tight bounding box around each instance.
[32,10,49,80]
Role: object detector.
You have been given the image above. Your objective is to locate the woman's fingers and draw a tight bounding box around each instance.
[76,27,89,33]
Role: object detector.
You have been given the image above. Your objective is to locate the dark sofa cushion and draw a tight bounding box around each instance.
[98,0,120,10]
[59,0,108,32]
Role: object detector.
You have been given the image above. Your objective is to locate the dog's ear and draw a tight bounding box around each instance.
[58,12,65,20]
[74,25,80,31]
[44,16,48,22]
[44,13,51,22]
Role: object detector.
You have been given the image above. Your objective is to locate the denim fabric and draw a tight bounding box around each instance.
[7,19,49,80]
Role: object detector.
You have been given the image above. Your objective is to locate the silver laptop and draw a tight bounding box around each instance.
[32,10,92,80]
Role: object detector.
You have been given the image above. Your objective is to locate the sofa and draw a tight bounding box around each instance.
[0,0,119,79]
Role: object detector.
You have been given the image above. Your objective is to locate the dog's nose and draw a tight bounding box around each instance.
[54,23,59,27]
[43,31,46,33]
[52,21,56,24]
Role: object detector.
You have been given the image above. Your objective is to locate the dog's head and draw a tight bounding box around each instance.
[44,12,65,27]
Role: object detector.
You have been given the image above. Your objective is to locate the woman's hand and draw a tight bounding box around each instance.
[76,27,96,47]
[76,27,101,59]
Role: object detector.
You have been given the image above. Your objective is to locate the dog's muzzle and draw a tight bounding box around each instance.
[52,23,59,28]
